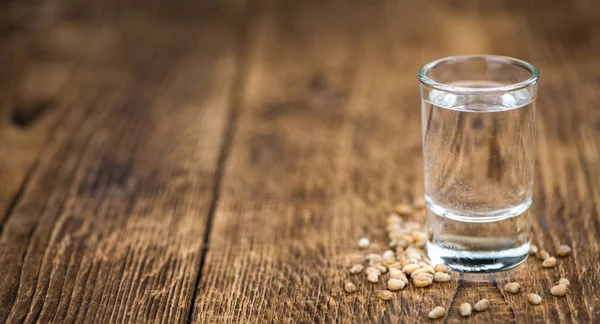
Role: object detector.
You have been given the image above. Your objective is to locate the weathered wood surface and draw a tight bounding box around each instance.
[1,0,600,323]
[0,0,246,322]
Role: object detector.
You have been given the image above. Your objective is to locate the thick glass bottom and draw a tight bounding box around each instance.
[427,241,529,273]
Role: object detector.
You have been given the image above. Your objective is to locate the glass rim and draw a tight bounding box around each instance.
[418,55,539,94]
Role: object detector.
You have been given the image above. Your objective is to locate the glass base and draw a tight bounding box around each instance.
[427,241,530,273]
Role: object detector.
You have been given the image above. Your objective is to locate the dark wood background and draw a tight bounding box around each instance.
[1,0,599,323]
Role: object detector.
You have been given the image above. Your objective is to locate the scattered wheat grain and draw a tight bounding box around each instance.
[557,245,571,257]
[459,303,472,316]
[358,238,370,249]
[378,290,393,300]
[374,264,388,274]
[505,282,521,294]
[428,306,446,319]
[542,257,557,268]
[551,284,567,296]
[433,272,452,283]
[387,278,405,291]
[402,264,420,275]
[473,299,490,312]
[529,245,538,255]
[537,250,550,260]
[434,264,451,273]
[527,293,542,305]
[413,276,433,288]
[350,264,364,274]
[344,282,357,293]
[367,271,379,283]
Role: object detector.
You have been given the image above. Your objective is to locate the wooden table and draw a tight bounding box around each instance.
[1,0,599,323]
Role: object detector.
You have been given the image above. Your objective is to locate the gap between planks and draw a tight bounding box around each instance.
[185,1,259,323]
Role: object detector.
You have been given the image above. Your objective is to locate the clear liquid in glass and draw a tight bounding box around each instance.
[423,82,535,272]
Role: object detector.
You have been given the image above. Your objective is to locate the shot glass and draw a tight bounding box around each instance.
[418,55,539,272]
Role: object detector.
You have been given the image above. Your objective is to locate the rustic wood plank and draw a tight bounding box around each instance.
[0,0,76,229]
[0,0,248,322]
[193,0,600,323]
[1,0,599,322]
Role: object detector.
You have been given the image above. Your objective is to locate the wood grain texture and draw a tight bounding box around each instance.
[192,0,600,323]
[0,0,247,322]
[0,0,599,323]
